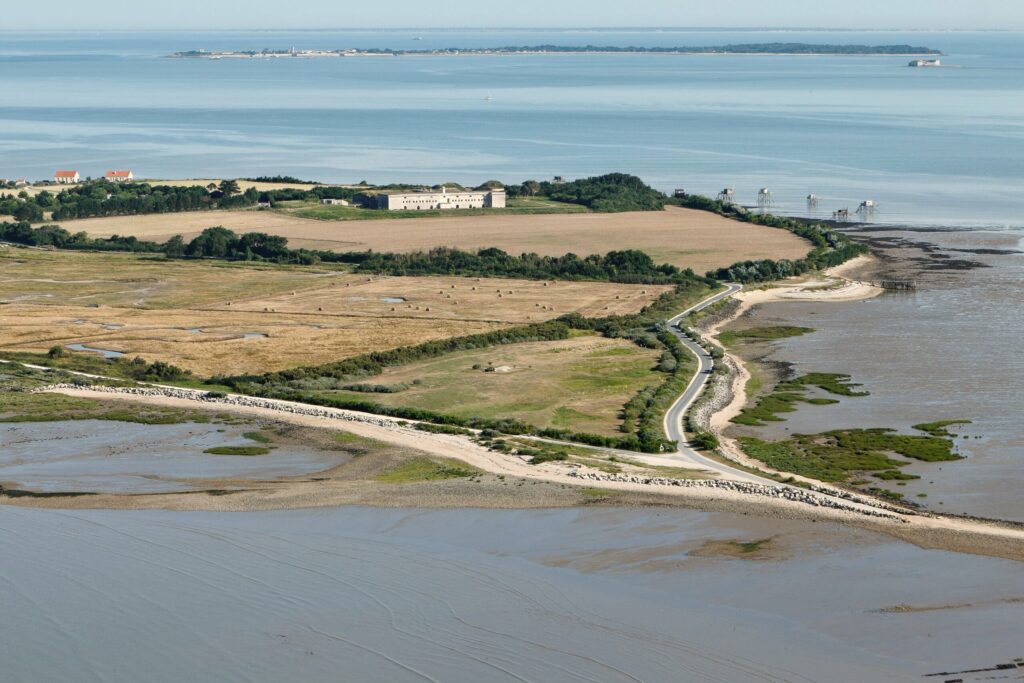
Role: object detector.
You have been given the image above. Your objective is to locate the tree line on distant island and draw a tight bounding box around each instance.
[174,43,940,57]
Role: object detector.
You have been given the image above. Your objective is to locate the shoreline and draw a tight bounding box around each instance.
[706,255,882,441]
[8,383,1024,563]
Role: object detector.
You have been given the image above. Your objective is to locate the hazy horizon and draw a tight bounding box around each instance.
[1,0,1019,31]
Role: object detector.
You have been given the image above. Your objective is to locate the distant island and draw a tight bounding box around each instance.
[171,43,942,59]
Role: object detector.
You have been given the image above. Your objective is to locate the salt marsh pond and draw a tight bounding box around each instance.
[0,420,346,493]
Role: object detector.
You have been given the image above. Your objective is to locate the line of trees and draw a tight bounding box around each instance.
[673,194,869,283]
[341,246,698,284]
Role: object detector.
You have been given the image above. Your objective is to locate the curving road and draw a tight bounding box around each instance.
[658,284,777,485]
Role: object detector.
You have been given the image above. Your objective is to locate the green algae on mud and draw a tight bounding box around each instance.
[731,372,868,426]
[718,326,814,346]
[738,426,964,483]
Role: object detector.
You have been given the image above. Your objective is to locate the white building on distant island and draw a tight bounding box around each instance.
[908,58,941,67]
[370,187,506,211]
[104,170,134,183]
[54,170,80,184]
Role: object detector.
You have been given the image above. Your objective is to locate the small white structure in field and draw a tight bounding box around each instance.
[322,198,350,206]
[757,188,773,208]
[54,170,80,184]
[717,187,735,203]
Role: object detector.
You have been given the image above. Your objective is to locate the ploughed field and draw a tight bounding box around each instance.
[0,249,668,376]
[59,205,810,273]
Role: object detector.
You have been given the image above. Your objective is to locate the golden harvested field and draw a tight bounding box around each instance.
[222,276,672,324]
[0,248,667,375]
[0,249,345,309]
[315,335,664,436]
[64,206,810,272]
[0,305,502,377]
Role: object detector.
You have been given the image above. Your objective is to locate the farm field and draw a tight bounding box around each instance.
[60,205,810,273]
[222,275,673,324]
[0,248,668,375]
[307,334,664,436]
[0,305,503,377]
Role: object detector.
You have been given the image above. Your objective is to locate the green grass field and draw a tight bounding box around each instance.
[274,196,589,221]
[310,335,663,436]
[374,457,481,483]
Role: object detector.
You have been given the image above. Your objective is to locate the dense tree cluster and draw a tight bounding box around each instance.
[506,173,667,212]
[0,181,261,223]
[0,221,164,252]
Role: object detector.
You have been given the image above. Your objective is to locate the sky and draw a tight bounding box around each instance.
[0,0,1019,31]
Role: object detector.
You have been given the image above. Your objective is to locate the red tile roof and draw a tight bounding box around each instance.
[54,170,79,177]
[105,170,132,177]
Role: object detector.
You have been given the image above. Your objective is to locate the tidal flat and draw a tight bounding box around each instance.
[738,228,1024,521]
[1,505,1020,682]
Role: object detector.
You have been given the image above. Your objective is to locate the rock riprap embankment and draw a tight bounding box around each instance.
[566,470,906,520]
[35,384,400,428]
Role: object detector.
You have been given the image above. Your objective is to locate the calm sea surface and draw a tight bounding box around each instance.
[1,29,1023,228]
[3,505,1021,681]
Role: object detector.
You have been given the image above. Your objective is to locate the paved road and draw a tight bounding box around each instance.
[659,284,777,485]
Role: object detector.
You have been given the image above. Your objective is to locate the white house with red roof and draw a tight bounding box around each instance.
[104,170,134,183]
[54,170,80,184]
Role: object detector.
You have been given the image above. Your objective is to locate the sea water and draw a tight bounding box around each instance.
[1,29,1023,228]
[2,505,1021,682]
